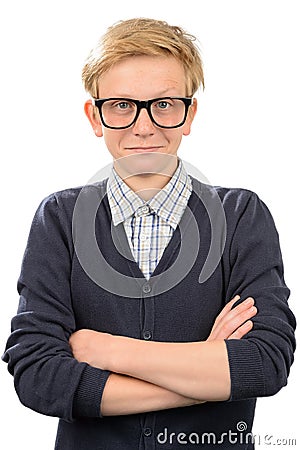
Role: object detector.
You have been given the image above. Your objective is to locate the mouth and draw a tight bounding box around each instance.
[125,146,164,153]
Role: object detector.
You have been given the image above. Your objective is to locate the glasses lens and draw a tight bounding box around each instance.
[99,98,189,129]
[150,98,187,127]
[101,99,137,128]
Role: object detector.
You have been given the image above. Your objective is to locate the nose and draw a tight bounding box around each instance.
[132,107,156,136]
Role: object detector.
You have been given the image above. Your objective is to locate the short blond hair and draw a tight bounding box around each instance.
[82,18,204,98]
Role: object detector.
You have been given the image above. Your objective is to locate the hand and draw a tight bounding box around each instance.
[69,329,112,369]
[207,295,257,341]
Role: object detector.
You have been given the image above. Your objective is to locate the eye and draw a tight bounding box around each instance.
[115,101,132,109]
[157,100,172,109]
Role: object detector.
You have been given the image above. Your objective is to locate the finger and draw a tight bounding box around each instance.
[221,306,257,337]
[227,320,254,340]
[213,295,241,325]
[210,304,257,340]
[213,296,254,327]
[224,299,256,325]
[218,298,255,329]
[230,297,255,316]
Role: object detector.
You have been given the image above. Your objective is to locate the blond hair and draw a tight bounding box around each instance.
[82,18,204,98]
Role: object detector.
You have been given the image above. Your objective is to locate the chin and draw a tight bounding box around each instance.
[114,152,178,179]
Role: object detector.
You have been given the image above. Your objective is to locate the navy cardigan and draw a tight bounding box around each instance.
[3,178,296,449]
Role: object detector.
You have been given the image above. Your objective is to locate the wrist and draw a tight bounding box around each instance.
[108,334,124,372]
[109,334,136,374]
[92,331,115,370]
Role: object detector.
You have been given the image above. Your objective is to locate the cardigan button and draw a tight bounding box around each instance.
[143,427,152,437]
[142,283,151,294]
[143,330,152,340]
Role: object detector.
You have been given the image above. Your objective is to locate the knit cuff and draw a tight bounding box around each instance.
[72,364,111,418]
[225,339,265,400]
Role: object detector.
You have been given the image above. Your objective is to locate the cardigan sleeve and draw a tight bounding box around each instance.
[224,191,296,400]
[2,193,110,421]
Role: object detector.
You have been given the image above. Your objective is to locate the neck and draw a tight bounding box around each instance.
[114,156,179,201]
[123,173,173,201]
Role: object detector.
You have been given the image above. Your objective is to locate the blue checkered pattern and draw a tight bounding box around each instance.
[107,159,192,280]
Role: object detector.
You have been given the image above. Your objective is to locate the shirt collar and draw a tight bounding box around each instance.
[107,158,192,229]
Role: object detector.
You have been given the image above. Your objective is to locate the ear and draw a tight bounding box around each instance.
[182,98,198,136]
[84,100,103,137]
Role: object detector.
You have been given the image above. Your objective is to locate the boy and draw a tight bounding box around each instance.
[3,18,296,449]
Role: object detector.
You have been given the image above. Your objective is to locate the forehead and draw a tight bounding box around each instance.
[97,55,187,98]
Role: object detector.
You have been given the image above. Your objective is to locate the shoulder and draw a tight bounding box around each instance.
[31,180,109,233]
[190,176,256,211]
[37,179,109,212]
[189,176,276,235]
[190,176,265,213]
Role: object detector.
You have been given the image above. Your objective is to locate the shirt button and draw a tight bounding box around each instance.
[143,330,152,340]
[142,283,151,294]
[143,427,152,437]
[137,205,150,216]
[140,233,148,241]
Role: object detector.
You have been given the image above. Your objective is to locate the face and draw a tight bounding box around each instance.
[84,55,197,179]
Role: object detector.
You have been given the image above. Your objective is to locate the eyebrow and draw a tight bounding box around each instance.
[108,87,184,99]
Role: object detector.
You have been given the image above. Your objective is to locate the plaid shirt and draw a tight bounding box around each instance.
[107,159,192,280]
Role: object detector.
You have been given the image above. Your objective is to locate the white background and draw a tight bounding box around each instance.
[0,0,299,448]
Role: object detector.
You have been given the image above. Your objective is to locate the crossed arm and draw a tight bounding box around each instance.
[70,295,257,416]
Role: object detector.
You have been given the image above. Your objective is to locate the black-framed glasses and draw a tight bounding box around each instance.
[92,97,193,129]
